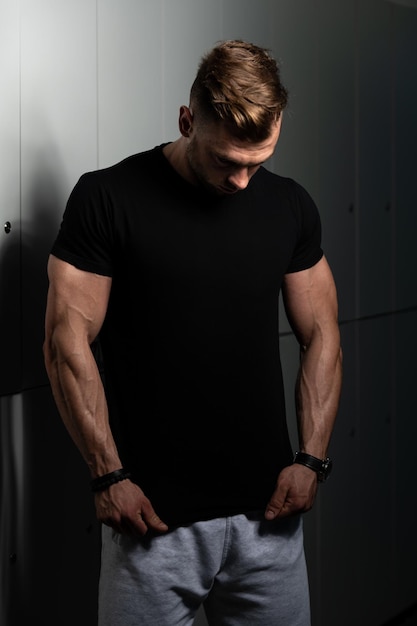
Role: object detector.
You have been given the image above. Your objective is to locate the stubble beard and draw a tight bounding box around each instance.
[185,141,224,197]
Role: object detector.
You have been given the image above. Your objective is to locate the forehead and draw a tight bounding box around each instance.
[201,119,281,166]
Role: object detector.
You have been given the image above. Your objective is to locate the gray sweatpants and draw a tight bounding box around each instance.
[99,512,310,626]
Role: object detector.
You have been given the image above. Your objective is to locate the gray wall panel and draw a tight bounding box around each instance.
[317,0,356,323]
[357,317,395,624]
[1,388,100,626]
[162,0,223,142]
[268,0,320,199]
[357,0,393,318]
[20,0,98,389]
[98,0,165,166]
[0,1,21,396]
[393,6,417,310]
[394,311,417,611]
[319,322,359,625]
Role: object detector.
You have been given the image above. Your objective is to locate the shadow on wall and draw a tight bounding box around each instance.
[1,142,101,625]
[0,388,101,626]
[0,213,21,396]
[0,141,66,396]
[20,145,67,390]
[0,395,24,626]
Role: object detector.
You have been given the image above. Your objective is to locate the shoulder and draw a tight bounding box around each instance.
[78,145,164,188]
[65,146,166,216]
[251,169,323,273]
[255,168,316,203]
[253,168,321,227]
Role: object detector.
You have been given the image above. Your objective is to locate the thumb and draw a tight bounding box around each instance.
[265,488,287,520]
[142,501,169,532]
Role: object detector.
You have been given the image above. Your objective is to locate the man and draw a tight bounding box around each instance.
[44,40,342,625]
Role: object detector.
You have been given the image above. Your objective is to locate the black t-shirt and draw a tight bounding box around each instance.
[52,145,323,526]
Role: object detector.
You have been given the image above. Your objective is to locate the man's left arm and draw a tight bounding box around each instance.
[265,255,343,519]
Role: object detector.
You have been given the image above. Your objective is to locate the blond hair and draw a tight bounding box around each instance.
[190,40,288,141]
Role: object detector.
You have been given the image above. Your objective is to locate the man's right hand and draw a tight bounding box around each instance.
[95,480,169,536]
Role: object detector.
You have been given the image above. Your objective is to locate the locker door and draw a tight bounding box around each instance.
[20,0,98,389]
[0,1,21,396]
[317,0,356,324]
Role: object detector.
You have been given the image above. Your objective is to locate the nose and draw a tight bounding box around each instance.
[227,167,250,191]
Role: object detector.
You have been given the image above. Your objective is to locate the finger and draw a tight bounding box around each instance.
[141,502,169,532]
[265,483,290,520]
[144,511,169,532]
[125,510,168,537]
[273,500,295,518]
[265,496,285,520]
[122,512,148,536]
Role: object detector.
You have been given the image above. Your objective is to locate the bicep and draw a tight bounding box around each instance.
[282,256,339,348]
[45,255,112,347]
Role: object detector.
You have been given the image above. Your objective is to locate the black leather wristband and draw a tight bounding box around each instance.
[91,468,131,493]
[293,451,332,482]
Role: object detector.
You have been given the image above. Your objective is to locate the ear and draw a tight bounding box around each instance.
[178,105,194,137]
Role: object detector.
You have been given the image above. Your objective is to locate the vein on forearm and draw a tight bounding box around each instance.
[295,322,342,456]
[46,321,114,474]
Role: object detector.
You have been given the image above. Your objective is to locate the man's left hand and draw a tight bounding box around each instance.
[264,464,318,520]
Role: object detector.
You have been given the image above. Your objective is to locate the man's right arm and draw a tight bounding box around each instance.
[44,254,118,476]
[43,255,168,535]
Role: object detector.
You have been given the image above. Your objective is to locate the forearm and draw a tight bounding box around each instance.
[295,327,342,459]
[45,337,121,478]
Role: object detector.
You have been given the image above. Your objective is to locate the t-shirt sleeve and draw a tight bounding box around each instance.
[51,172,114,277]
[285,181,324,273]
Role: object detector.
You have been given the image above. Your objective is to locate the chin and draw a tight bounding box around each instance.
[196,178,224,196]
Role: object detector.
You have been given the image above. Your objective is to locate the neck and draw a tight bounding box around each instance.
[163,138,197,186]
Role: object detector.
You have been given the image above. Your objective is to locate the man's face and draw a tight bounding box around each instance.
[184,112,282,196]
